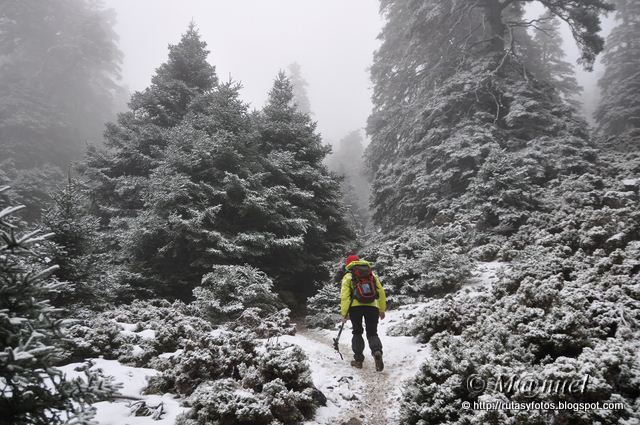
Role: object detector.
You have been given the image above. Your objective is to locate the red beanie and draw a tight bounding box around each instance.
[345,255,360,266]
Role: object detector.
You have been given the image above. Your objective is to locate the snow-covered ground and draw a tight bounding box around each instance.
[58,262,506,425]
[464,260,507,294]
[58,358,188,424]
[283,261,508,425]
[284,303,431,425]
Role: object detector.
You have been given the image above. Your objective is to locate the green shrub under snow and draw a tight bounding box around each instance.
[65,264,297,365]
[361,225,475,304]
[191,265,295,337]
[304,281,340,329]
[63,299,213,366]
[400,167,640,424]
[0,189,120,424]
[146,330,322,425]
[192,265,286,323]
[63,263,320,424]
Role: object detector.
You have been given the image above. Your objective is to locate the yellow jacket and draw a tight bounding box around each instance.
[340,260,386,317]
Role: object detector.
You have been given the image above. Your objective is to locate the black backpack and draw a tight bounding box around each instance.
[350,264,377,303]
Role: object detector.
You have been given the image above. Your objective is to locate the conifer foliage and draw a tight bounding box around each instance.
[528,12,582,108]
[41,178,108,306]
[0,186,119,424]
[287,62,312,115]
[0,0,123,170]
[83,26,351,299]
[596,0,640,136]
[366,0,611,236]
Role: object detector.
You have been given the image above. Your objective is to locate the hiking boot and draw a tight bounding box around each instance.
[373,351,384,372]
[350,360,363,369]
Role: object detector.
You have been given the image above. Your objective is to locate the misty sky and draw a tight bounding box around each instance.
[105,1,614,145]
[105,0,383,146]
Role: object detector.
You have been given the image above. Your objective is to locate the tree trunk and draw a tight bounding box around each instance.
[481,0,507,52]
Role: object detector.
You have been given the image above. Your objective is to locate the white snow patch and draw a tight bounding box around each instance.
[159,349,183,359]
[137,329,156,340]
[117,323,156,340]
[607,232,625,242]
[118,322,138,333]
[58,358,188,424]
[467,261,508,290]
[131,345,144,357]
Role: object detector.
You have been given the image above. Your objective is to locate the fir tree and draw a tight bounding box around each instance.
[528,12,582,109]
[595,0,640,136]
[41,177,107,306]
[0,186,119,424]
[83,24,218,222]
[130,21,218,128]
[287,62,312,114]
[83,31,351,300]
[0,0,123,170]
[256,72,354,298]
[119,81,267,297]
[366,0,611,232]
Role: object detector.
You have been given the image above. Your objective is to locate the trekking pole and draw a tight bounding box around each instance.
[333,296,354,360]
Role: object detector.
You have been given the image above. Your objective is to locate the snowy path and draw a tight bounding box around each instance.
[285,261,506,425]
[283,304,430,425]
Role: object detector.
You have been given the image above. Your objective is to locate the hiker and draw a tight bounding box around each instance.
[340,254,386,371]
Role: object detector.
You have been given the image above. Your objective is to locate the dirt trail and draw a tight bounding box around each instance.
[290,304,431,425]
[286,264,504,425]
[297,325,393,425]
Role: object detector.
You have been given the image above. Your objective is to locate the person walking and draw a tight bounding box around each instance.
[340,254,386,371]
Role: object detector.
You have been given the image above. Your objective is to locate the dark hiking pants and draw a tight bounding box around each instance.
[349,305,383,362]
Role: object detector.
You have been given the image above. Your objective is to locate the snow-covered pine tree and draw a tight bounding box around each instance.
[41,177,107,306]
[257,72,353,299]
[528,11,582,109]
[114,80,261,298]
[83,23,217,222]
[287,62,312,115]
[366,0,611,237]
[80,25,225,297]
[595,0,640,137]
[83,29,351,300]
[0,186,119,424]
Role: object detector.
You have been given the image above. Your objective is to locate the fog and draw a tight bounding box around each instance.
[525,2,616,123]
[105,1,615,145]
[105,0,383,146]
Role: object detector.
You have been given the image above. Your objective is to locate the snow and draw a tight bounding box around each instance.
[607,232,625,242]
[58,359,188,424]
[137,329,156,340]
[283,262,506,424]
[117,322,138,333]
[117,322,156,340]
[131,345,144,357]
[470,261,507,285]
[285,303,430,425]
[158,349,183,359]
